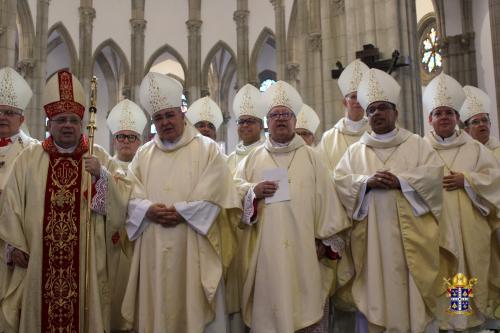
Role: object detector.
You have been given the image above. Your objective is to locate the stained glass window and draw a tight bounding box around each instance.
[421,27,442,74]
[259,79,276,92]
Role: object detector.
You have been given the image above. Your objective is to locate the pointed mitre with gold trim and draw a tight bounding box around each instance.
[459,85,490,122]
[43,70,85,119]
[0,67,33,112]
[107,99,148,135]
[357,68,401,111]
[262,80,303,114]
[233,84,266,120]
[423,73,465,114]
[139,72,183,116]
[186,96,223,130]
[338,59,369,97]
[296,104,320,134]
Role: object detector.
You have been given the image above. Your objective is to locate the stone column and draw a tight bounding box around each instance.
[0,0,18,68]
[270,0,287,80]
[325,0,347,129]
[28,0,50,139]
[78,3,96,95]
[440,33,477,86]
[490,0,500,132]
[186,19,202,103]
[308,0,325,131]
[440,0,477,87]
[234,3,250,89]
[130,18,146,102]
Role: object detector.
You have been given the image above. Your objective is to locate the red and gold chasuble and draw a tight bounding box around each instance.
[41,136,89,332]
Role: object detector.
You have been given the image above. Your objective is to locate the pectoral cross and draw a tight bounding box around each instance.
[284,240,291,249]
[164,184,173,192]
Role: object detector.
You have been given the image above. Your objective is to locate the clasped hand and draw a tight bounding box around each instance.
[146,203,185,227]
[367,170,400,190]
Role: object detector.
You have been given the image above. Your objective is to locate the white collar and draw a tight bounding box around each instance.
[270,138,291,147]
[344,116,368,132]
[54,141,77,153]
[371,128,398,142]
[433,130,458,145]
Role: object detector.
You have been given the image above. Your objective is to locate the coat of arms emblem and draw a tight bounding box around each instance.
[444,273,477,315]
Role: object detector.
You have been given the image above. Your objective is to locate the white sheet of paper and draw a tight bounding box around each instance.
[262,167,290,204]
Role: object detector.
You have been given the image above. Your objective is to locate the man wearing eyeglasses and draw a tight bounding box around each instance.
[234,80,349,333]
[227,84,266,175]
[122,72,241,333]
[423,75,500,331]
[334,69,444,333]
[105,99,147,332]
[0,67,38,198]
[461,86,500,162]
[0,70,131,333]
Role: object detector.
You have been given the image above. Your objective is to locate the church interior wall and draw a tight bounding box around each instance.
[248,1,276,49]
[93,0,131,56]
[5,0,500,150]
[443,0,463,36]
[26,0,36,23]
[256,41,277,76]
[473,0,499,138]
[92,62,111,152]
[144,0,188,67]
[201,0,237,63]
[48,0,79,54]
[46,32,72,79]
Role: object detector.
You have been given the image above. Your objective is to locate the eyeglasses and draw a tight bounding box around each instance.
[468,117,490,126]
[236,118,260,126]
[115,133,139,143]
[50,117,81,125]
[0,110,22,117]
[267,112,294,120]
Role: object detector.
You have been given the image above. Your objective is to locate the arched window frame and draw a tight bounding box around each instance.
[418,14,443,85]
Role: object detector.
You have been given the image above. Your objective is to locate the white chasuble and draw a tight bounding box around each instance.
[334,128,444,333]
[122,123,242,333]
[234,134,350,333]
[424,130,500,330]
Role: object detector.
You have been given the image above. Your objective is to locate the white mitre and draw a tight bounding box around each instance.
[262,80,303,114]
[357,68,401,110]
[422,73,465,114]
[140,72,183,116]
[186,96,223,130]
[338,59,369,97]
[107,99,148,135]
[233,84,266,120]
[0,67,33,112]
[296,104,320,134]
[459,85,490,122]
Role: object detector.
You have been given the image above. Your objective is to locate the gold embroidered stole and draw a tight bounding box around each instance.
[41,136,88,332]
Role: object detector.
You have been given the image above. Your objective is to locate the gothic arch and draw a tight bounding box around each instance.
[92,39,131,112]
[202,41,237,90]
[144,44,187,85]
[92,39,130,87]
[286,0,298,62]
[249,27,276,84]
[16,0,35,61]
[47,22,78,73]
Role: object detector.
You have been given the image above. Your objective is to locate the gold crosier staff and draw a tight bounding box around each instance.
[84,76,98,333]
